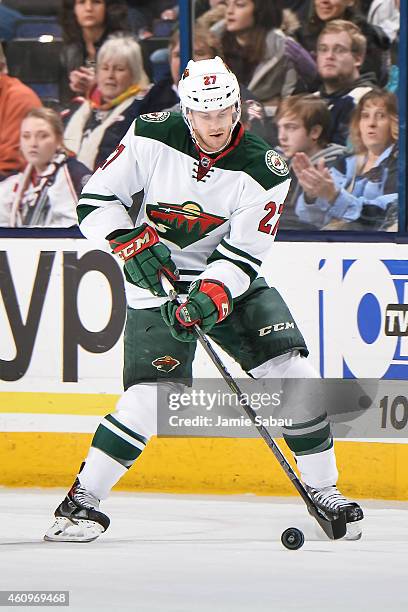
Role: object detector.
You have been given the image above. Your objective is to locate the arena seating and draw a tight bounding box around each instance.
[5,38,62,105]
[2,0,61,17]
[14,17,62,39]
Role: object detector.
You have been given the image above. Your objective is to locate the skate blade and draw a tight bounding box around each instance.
[343,522,362,541]
[44,516,105,543]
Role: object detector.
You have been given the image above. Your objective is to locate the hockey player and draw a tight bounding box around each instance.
[44,57,363,543]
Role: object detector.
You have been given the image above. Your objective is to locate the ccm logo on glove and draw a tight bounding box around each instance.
[111,226,159,261]
[108,224,178,297]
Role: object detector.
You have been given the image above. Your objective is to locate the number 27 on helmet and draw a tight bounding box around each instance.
[178,56,241,135]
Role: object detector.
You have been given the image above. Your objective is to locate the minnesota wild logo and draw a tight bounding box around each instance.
[140,112,170,122]
[145,201,227,248]
[152,355,180,373]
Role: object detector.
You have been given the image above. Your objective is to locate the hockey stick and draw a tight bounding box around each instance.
[161,275,347,540]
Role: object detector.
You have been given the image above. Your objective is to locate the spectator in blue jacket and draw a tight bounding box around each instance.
[292,89,398,230]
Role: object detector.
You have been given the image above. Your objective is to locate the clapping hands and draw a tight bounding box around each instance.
[292,153,338,203]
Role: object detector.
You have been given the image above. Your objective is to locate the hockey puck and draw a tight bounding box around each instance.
[281,527,305,550]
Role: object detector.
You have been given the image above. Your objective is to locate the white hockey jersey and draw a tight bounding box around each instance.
[78,112,291,308]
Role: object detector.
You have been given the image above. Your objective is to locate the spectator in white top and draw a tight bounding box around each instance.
[0,107,91,227]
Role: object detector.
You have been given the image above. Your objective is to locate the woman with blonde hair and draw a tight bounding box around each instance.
[63,34,150,170]
[292,89,398,230]
[0,107,91,227]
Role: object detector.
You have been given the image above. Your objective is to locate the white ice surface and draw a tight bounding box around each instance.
[0,490,407,612]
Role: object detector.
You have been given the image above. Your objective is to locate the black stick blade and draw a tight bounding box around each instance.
[309,507,347,540]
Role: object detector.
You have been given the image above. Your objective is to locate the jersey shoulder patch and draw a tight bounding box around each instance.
[139,111,171,123]
[219,131,290,190]
[134,112,192,155]
[264,149,289,177]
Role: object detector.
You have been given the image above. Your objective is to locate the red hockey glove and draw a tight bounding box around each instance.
[161,279,233,342]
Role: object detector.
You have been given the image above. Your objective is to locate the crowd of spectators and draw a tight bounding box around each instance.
[0,0,401,231]
[292,89,398,230]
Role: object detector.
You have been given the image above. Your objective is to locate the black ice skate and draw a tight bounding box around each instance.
[44,477,110,543]
[305,485,364,540]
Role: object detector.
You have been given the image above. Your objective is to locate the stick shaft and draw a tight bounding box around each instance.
[161,275,309,500]
[193,323,313,500]
[160,275,346,537]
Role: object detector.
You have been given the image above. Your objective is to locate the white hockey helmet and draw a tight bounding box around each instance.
[178,56,241,147]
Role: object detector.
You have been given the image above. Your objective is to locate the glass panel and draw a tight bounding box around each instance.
[189,0,404,234]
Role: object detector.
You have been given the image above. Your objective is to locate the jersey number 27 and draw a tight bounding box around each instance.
[258,202,283,236]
